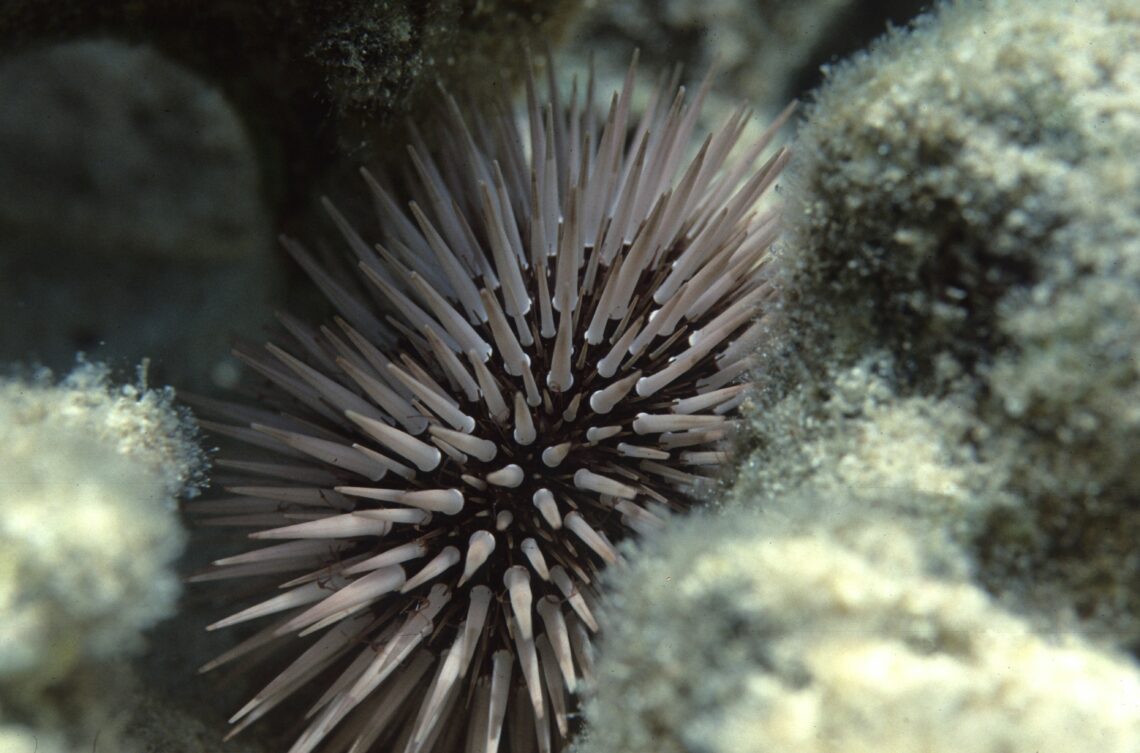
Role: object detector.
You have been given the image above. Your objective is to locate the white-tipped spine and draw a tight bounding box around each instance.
[632,412,725,434]
[429,425,498,462]
[513,392,537,446]
[468,350,510,423]
[486,464,524,488]
[459,530,496,586]
[573,469,637,500]
[400,546,460,593]
[547,307,574,392]
[541,443,571,468]
[503,566,534,641]
[520,538,550,580]
[345,410,442,472]
[588,370,640,415]
[400,488,465,515]
[532,488,561,529]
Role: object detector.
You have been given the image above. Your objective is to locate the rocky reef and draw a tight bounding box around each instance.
[0,363,204,752]
[2,0,1138,751]
[580,0,1140,751]
[781,0,1140,649]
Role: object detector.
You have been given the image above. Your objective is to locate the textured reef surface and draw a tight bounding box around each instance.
[1,0,1139,751]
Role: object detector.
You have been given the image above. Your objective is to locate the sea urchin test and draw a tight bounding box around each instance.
[188,52,790,753]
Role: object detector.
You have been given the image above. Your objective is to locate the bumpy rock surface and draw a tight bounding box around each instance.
[579,490,1140,753]
[580,0,1140,750]
[0,363,204,753]
[782,0,1140,646]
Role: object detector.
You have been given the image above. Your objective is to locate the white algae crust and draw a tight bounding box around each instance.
[781,0,1140,646]
[0,362,204,752]
[578,0,1140,750]
[579,495,1140,753]
[784,0,1140,376]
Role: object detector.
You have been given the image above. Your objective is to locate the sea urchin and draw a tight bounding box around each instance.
[189,53,790,753]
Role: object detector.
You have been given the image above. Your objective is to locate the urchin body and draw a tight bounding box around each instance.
[190,54,789,753]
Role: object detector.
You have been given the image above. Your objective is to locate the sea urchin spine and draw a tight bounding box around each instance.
[189,53,791,753]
